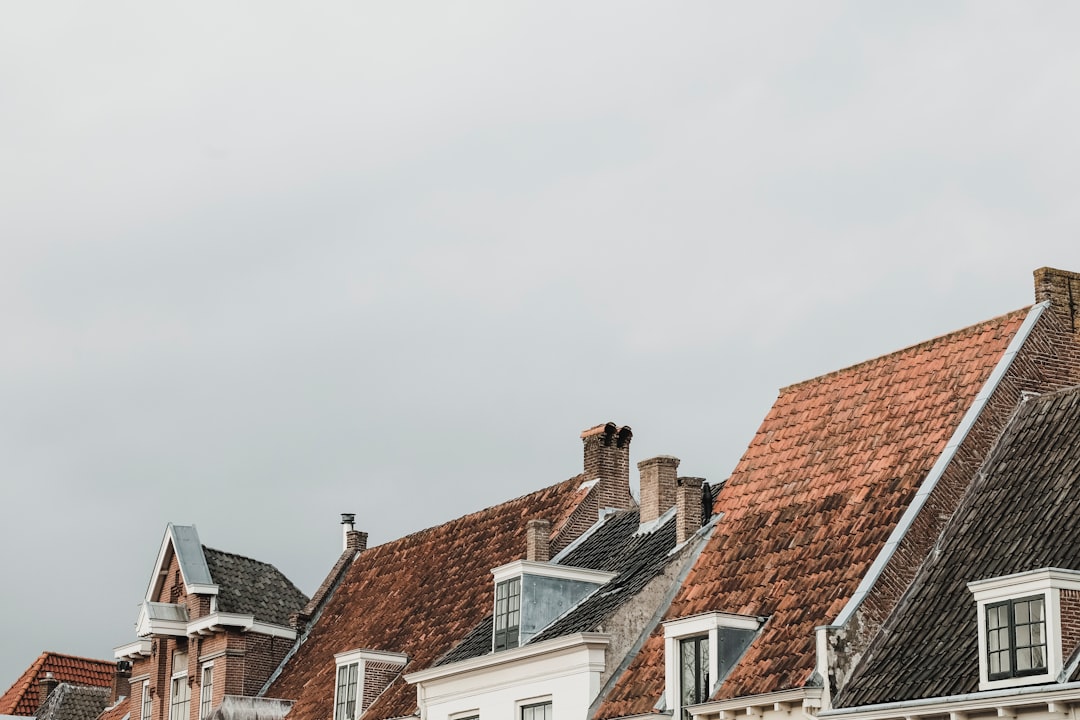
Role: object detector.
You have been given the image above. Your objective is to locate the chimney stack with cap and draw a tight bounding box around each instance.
[39,672,58,711]
[676,477,705,544]
[113,661,131,703]
[581,422,635,512]
[526,519,551,562]
[341,513,367,553]
[638,456,680,525]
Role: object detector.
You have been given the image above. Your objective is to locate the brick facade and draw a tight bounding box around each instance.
[1060,588,1080,659]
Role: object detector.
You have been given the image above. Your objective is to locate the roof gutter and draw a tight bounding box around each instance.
[830,301,1048,629]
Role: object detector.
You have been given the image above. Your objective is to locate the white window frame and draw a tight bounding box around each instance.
[169,670,190,720]
[969,568,1080,691]
[516,696,552,720]
[198,662,213,720]
[663,612,761,720]
[140,680,152,720]
[332,649,408,720]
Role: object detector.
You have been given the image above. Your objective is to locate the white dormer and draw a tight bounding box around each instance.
[968,567,1080,691]
[490,560,617,651]
[663,612,763,720]
[333,648,408,720]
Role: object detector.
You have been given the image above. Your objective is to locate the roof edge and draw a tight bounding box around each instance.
[830,300,1048,629]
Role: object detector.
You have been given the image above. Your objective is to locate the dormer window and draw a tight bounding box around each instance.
[663,612,762,720]
[490,561,617,652]
[333,649,408,720]
[986,596,1046,680]
[969,567,1080,690]
[494,577,522,651]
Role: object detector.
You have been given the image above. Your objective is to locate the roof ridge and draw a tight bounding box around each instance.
[39,652,114,665]
[201,545,280,569]
[779,306,1031,394]
[363,474,584,550]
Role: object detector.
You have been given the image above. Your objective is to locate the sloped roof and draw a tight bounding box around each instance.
[596,309,1029,718]
[837,385,1080,706]
[35,684,110,720]
[96,696,129,720]
[0,653,114,717]
[202,547,309,627]
[437,507,680,666]
[264,476,595,720]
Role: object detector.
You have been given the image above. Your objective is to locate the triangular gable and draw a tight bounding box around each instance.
[145,524,217,602]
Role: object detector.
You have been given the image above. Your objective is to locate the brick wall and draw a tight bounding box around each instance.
[1060,589,1080,658]
[828,290,1080,698]
[360,663,403,714]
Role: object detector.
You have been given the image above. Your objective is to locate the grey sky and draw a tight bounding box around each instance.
[2,1,1079,688]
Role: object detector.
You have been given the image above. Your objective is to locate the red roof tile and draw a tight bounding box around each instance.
[266,475,595,720]
[0,652,114,717]
[596,310,1028,718]
[97,695,129,720]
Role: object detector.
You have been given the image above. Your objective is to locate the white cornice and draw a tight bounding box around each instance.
[490,560,617,586]
[114,640,152,659]
[334,648,408,666]
[691,687,824,718]
[968,567,1080,601]
[186,613,296,640]
[404,632,611,684]
[820,682,1080,720]
[664,611,763,637]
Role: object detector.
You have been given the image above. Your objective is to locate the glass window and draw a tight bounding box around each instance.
[199,665,213,720]
[521,702,551,720]
[334,663,359,720]
[169,676,190,720]
[494,578,521,651]
[987,596,1047,679]
[680,635,709,720]
[141,680,152,720]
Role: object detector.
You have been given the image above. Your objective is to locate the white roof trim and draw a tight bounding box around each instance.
[491,559,617,585]
[187,613,297,640]
[404,632,610,684]
[819,680,1080,720]
[145,524,218,602]
[968,567,1080,599]
[690,687,824,718]
[334,648,409,666]
[114,640,152,659]
[831,301,1048,628]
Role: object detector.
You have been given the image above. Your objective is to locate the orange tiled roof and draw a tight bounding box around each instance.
[0,652,114,717]
[266,475,594,720]
[97,695,130,720]
[596,309,1028,718]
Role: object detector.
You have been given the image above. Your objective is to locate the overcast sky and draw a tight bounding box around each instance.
[2,1,1080,688]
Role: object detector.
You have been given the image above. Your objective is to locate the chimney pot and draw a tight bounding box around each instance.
[676,477,706,544]
[39,672,58,710]
[526,519,551,562]
[341,513,359,551]
[638,456,680,525]
[580,421,635,512]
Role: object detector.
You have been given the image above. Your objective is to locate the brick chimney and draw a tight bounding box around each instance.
[39,672,58,710]
[341,513,367,552]
[676,477,705,544]
[581,422,635,511]
[113,661,132,703]
[638,456,680,524]
[526,519,551,562]
[1035,267,1080,340]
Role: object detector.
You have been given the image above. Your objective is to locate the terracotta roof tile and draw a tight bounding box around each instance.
[0,653,115,717]
[97,696,130,720]
[596,310,1027,718]
[265,475,594,720]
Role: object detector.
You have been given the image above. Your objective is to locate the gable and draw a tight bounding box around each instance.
[0,653,114,717]
[145,524,215,603]
[596,308,1030,718]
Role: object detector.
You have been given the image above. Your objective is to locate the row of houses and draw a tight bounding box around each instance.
[7,266,1080,720]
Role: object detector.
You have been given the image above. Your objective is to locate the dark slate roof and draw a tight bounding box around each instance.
[838,385,1080,707]
[437,507,680,666]
[0,654,114,717]
[597,310,1031,719]
[35,684,110,720]
[202,547,309,627]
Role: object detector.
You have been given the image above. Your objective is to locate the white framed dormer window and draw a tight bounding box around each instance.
[169,652,190,720]
[141,680,151,720]
[663,612,762,720]
[199,663,213,720]
[333,648,408,720]
[491,560,617,652]
[969,568,1080,691]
